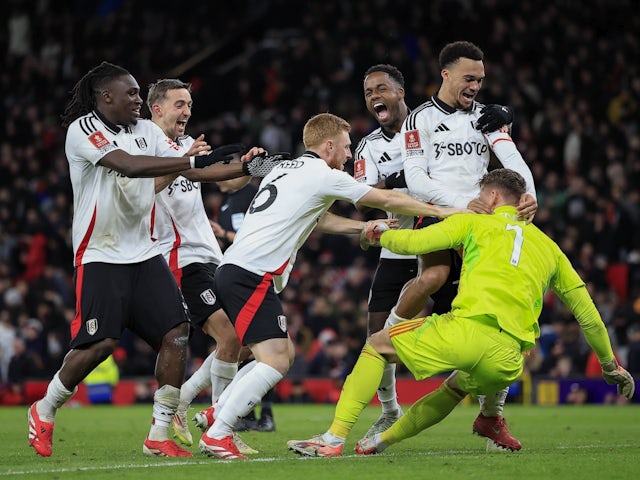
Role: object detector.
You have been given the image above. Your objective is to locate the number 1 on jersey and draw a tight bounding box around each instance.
[506,224,523,266]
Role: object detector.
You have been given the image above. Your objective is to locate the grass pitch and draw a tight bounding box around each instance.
[1,403,638,480]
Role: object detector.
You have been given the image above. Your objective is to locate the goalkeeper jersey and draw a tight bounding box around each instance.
[380,206,613,360]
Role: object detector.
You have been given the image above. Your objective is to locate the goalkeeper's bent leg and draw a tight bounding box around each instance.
[329,344,386,439]
[380,382,466,447]
[478,387,508,417]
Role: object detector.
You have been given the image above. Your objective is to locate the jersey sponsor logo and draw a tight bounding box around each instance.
[135,137,148,150]
[200,288,216,305]
[404,130,421,150]
[167,178,200,196]
[86,318,98,336]
[354,158,366,181]
[434,141,489,158]
[277,315,287,332]
[88,131,111,150]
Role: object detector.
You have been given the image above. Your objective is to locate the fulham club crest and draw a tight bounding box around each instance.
[135,137,148,151]
[277,315,287,332]
[200,289,216,305]
[86,318,98,336]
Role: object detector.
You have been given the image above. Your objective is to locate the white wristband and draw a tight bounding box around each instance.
[189,156,195,168]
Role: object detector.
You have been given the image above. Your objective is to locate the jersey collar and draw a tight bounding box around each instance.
[494,205,519,221]
[380,127,396,141]
[432,94,476,114]
[302,150,321,159]
[93,109,122,135]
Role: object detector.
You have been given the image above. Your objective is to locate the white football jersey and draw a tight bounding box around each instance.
[220,152,372,292]
[65,112,182,266]
[153,135,223,269]
[402,96,536,208]
[354,128,415,260]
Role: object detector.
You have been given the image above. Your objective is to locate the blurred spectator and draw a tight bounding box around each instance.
[626,323,640,376]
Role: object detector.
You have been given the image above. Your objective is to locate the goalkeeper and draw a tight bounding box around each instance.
[289,168,635,458]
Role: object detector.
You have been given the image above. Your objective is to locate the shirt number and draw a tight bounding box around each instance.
[506,224,523,266]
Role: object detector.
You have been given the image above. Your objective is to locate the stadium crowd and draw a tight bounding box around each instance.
[1,0,640,405]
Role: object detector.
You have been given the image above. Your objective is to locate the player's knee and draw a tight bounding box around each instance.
[164,323,190,349]
[87,338,118,364]
[368,329,393,355]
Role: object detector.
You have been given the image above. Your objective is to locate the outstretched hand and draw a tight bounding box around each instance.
[359,220,390,251]
[242,152,292,177]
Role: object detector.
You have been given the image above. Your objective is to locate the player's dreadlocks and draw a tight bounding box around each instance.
[61,61,130,128]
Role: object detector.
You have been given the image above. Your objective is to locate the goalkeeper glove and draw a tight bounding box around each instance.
[475,104,514,133]
[242,152,291,177]
[191,143,244,168]
[601,360,635,399]
[359,220,389,251]
[384,170,407,189]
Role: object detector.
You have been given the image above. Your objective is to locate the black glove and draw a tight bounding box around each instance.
[242,152,292,177]
[384,170,406,189]
[476,104,514,133]
[192,143,244,168]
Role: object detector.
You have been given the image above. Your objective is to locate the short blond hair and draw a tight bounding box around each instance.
[303,113,351,149]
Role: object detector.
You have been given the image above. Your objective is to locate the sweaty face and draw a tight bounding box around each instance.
[363,71,405,132]
[102,74,143,126]
[326,131,352,171]
[154,88,193,140]
[439,57,485,110]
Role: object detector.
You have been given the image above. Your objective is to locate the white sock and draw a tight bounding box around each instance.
[210,357,238,404]
[37,372,76,422]
[206,362,281,439]
[149,385,180,441]
[377,362,400,413]
[384,307,408,328]
[215,359,256,412]
[177,352,214,412]
[478,387,509,417]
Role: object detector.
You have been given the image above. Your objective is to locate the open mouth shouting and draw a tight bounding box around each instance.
[373,102,390,123]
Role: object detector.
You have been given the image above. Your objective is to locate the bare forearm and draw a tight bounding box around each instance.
[100,151,191,177]
[182,163,247,182]
[316,212,365,234]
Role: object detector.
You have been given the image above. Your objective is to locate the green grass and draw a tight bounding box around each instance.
[1,403,638,480]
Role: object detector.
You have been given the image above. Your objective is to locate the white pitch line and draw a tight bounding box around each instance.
[2,444,637,477]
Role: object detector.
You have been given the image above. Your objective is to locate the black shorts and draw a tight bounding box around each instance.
[176,262,222,327]
[214,264,287,346]
[414,216,462,315]
[368,258,418,312]
[70,255,190,351]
